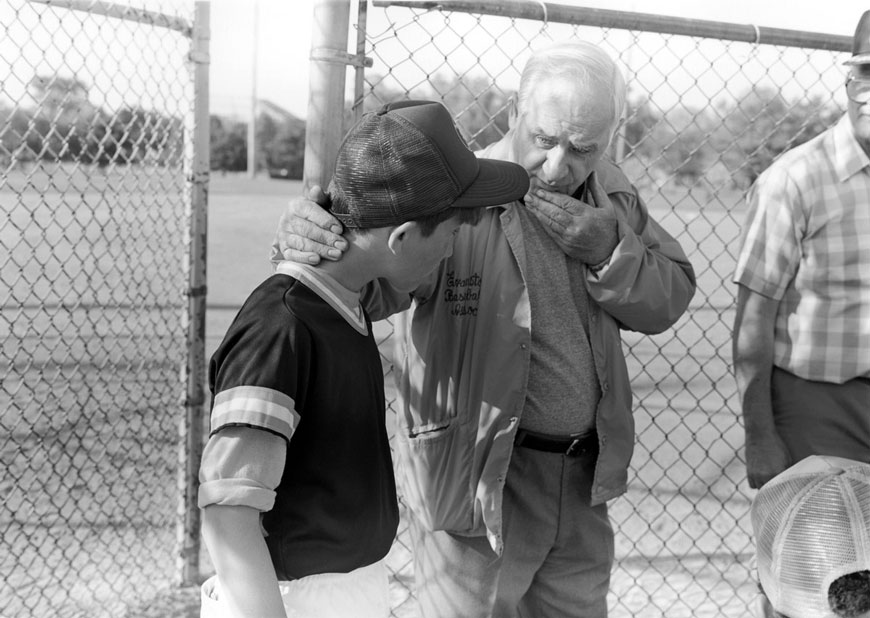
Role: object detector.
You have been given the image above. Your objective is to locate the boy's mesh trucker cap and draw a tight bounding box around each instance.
[751,456,870,618]
[327,100,530,229]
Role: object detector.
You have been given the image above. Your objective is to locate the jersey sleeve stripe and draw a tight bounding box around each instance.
[210,385,300,441]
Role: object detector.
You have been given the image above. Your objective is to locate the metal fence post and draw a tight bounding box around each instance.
[178,0,210,588]
[352,0,369,124]
[304,0,352,191]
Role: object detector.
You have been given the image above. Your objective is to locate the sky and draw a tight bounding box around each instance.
[208,0,868,119]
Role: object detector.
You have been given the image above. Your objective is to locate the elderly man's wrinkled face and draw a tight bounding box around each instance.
[509,76,615,196]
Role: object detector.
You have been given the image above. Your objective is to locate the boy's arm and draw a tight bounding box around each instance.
[199,426,291,618]
[202,504,287,618]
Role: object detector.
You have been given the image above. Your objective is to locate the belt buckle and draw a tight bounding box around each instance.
[565,437,584,456]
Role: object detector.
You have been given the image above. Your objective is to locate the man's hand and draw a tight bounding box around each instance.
[523,182,619,266]
[745,429,791,489]
[275,185,348,264]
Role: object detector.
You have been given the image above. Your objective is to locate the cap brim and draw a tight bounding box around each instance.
[845,52,870,65]
[450,159,530,209]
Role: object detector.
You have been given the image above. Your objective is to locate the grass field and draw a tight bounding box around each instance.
[2,167,756,617]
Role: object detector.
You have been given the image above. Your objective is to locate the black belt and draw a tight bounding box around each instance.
[514,428,597,457]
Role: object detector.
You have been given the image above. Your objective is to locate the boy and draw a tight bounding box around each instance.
[198,100,529,618]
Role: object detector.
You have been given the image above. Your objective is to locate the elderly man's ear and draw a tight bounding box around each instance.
[614,116,625,133]
[608,116,626,148]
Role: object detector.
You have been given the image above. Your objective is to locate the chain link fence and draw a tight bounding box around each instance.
[1,0,855,615]
[0,1,207,616]
[338,1,854,616]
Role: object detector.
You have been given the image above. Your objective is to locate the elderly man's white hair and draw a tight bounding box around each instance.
[516,40,627,143]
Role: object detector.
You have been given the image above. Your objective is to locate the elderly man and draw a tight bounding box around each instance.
[733,11,870,491]
[275,40,696,618]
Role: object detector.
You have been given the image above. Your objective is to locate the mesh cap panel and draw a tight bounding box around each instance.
[325,100,529,229]
[330,112,460,229]
[752,456,870,618]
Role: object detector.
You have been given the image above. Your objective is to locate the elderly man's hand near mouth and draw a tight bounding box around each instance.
[523,176,619,266]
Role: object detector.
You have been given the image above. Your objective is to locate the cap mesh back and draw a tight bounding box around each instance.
[753,465,870,618]
[330,114,460,228]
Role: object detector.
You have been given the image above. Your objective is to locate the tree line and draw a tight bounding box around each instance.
[209,111,305,178]
[3,73,842,190]
[361,73,843,189]
[625,87,842,188]
[0,76,183,168]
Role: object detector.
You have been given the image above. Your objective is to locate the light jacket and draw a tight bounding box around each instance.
[361,157,696,554]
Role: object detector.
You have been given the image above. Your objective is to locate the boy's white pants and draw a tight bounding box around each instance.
[200,560,390,618]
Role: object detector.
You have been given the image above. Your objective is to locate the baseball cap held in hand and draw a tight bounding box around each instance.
[328,100,530,229]
[752,455,870,618]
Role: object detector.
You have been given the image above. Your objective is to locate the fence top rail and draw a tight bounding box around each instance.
[27,0,192,34]
[371,0,853,52]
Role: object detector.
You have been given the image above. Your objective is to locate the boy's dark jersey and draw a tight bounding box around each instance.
[208,273,399,580]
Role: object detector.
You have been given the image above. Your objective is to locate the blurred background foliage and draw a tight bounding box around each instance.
[2,72,841,189]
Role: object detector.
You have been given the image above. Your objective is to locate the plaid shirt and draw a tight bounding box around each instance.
[734,114,870,383]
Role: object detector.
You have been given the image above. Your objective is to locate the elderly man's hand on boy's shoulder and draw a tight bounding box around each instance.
[276,185,348,264]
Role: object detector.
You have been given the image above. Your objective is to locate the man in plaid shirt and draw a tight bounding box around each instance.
[733,10,870,490]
